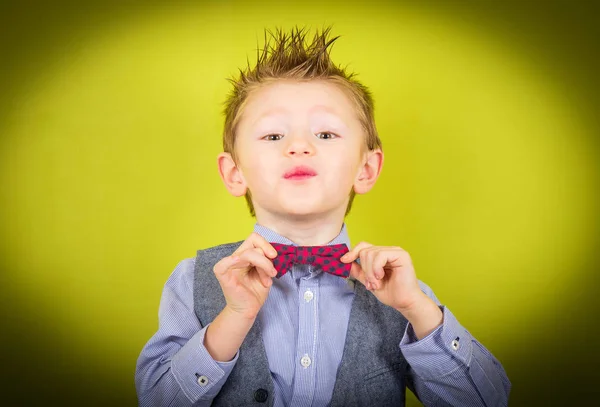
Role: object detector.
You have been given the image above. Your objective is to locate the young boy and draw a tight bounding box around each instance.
[135,27,511,407]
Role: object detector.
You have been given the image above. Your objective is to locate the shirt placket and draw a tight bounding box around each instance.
[289,261,319,407]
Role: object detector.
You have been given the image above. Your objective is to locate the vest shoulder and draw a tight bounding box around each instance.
[195,240,245,256]
[193,242,244,277]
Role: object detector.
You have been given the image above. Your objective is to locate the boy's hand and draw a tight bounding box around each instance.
[340,242,426,313]
[213,232,278,320]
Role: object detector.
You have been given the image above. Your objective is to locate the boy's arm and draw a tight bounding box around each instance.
[135,258,246,407]
[399,281,512,407]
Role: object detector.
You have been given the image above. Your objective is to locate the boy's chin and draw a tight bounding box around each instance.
[278,202,337,218]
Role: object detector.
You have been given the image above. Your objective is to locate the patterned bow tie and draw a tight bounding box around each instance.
[270,243,351,279]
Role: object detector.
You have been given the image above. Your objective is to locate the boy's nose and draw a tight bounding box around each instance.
[285,134,316,156]
[288,147,313,156]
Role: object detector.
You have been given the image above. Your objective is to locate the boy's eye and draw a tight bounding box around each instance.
[316,132,337,139]
[262,132,337,141]
[263,134,283,141]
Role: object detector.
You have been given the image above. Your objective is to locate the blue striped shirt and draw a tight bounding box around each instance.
[135,222,511,406]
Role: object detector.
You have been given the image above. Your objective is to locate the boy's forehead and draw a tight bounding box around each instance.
[241,80,358,124]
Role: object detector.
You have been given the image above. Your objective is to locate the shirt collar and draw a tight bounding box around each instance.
[252,222,351,249]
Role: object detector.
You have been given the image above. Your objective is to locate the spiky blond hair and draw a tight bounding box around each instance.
[223,26,382,217]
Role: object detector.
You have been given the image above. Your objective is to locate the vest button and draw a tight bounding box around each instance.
[254,388,269,403]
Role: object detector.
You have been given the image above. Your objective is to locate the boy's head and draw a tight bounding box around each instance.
[217,27,383,221]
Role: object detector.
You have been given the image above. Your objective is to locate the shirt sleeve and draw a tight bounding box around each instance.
[135,258,240,406]
[398,281,512,407]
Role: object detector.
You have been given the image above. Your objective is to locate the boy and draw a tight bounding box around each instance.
[135,27,511,406]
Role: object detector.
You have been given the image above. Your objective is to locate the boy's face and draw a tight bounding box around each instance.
[223,79,381,220]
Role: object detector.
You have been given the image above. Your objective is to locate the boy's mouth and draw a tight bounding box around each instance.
[283,165,317,180]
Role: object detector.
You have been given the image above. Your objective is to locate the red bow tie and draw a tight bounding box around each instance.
[270,243,351,279]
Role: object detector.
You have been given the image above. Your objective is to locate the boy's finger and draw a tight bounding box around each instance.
[234,232,278,259]
[340,241,373,263]
[214,255,243,277]
[349,262,366,287]
[369,251,388,289]
[225,256,272,288]
[249,247,278,274]
[238,248,278,279]
[255,266,274,288]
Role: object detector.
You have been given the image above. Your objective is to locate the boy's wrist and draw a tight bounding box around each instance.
[396,294,444,340]
[204,306,257,362]
[223,305,258,322]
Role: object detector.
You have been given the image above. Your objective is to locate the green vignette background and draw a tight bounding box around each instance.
[0,0,598,406]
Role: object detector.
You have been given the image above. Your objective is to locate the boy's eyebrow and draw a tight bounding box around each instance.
[308,105,343,116]
[252,105,344,123]
[248,107,289,127]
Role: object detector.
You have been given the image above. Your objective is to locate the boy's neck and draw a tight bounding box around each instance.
[256,213,345,247]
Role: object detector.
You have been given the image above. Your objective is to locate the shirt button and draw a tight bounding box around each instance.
[197,375,209,386]
[300,354,312,368]
[451,337,460,351]
[303,290,314,302]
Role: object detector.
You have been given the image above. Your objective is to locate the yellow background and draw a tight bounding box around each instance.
[1,1,598,405]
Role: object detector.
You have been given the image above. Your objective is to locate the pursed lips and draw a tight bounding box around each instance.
[283,166,317,180]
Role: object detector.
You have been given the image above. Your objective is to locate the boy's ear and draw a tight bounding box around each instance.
[217,152,247,197]
[354,149,384,194]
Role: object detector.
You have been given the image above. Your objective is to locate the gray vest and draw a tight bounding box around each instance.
[194,241,413,406]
